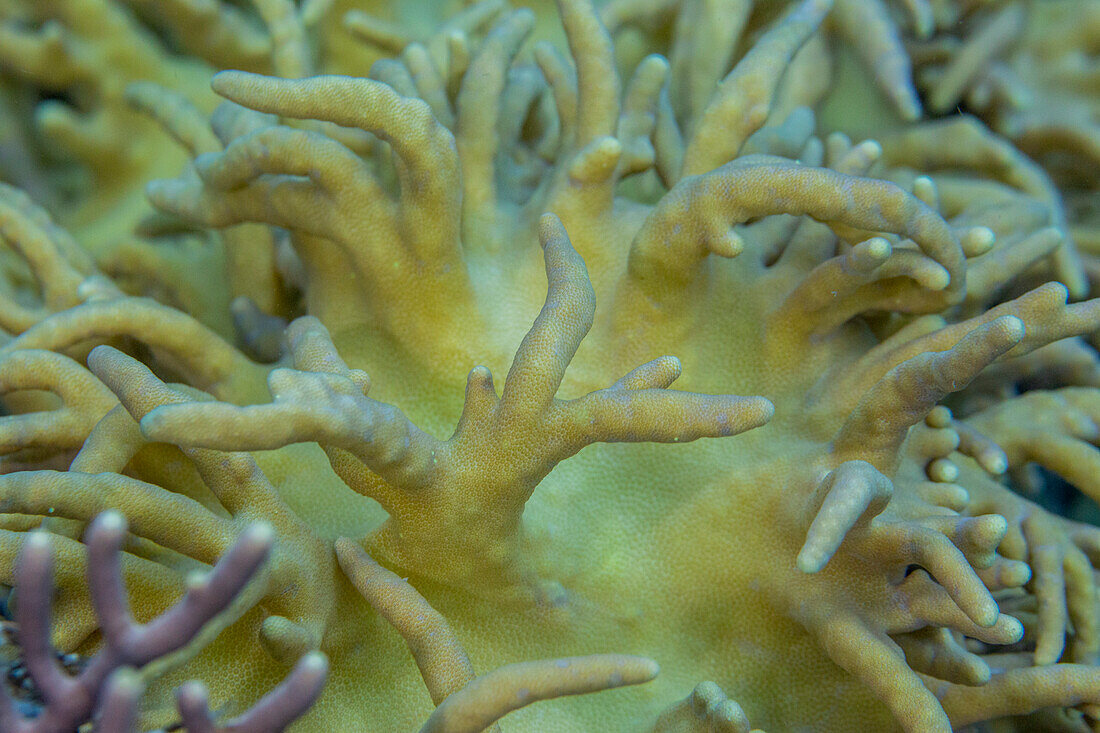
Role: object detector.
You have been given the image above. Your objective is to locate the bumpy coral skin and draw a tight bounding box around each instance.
[1,0,1100,732]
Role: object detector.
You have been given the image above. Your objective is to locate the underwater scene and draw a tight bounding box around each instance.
[0,0,1099,731]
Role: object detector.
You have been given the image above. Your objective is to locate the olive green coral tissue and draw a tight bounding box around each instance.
[0,0,1099,731]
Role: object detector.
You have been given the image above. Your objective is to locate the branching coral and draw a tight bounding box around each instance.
[0,0,1099,731]
[0,511,328,733]
[860,0,1100,306]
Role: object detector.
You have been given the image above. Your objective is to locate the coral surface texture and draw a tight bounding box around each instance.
[1,0,1100,731]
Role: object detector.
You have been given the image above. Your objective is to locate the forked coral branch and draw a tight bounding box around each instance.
[139,214,773,592]
[0,511,326,733]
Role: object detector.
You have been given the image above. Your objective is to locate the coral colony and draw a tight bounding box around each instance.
[0,0,1099,730]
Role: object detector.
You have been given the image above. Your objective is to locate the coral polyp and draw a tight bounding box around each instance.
[1,0,1099,731]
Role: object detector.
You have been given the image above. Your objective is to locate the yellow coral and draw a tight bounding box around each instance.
[0,0,1099,731]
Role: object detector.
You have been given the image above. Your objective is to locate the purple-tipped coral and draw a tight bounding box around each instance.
[0,511,327,732]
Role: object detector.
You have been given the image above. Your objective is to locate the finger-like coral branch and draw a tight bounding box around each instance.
[124,82,222,157]
[454,10,534,227]
[797,460,892,573]
[335,539,475,706]
[208,71,462,265]
[935,663,1100,727]
[4,296,266,401]
[556,0,619,148]
[651,681,757,733]
[831,0,921,120]
[827,283,1100,418]
[0,350,116,456]
[147,70,477,355]
[613,54,667,178]
[924,2,1025,115]
[121,0,273,71]
[678,0,831,178]
[0,183,95,332]
[172,652,328,733]
[769,235,955,340]
[0,470,233,563]
[419,655,659,733]
[894,628,991,687]
[833,316,1024,472]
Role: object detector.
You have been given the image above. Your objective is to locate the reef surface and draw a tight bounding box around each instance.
[0,1,1099,731]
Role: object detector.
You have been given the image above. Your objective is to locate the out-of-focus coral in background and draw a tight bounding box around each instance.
[0,0,1099,730]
